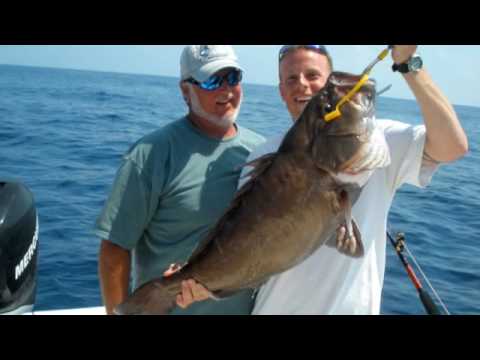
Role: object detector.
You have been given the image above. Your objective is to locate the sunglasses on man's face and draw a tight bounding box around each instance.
[186,69,243,91]
[278,45,329,62]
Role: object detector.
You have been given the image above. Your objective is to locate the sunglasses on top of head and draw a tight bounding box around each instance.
[278,45,329,62]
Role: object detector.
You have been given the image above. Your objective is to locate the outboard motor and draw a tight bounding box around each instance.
[0,181,39,315]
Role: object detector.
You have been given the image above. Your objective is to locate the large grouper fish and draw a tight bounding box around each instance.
[114,71,391,315]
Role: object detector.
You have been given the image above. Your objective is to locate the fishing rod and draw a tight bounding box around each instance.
[387,231,449,315]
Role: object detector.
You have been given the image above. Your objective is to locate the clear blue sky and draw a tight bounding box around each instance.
[1,45,479,107]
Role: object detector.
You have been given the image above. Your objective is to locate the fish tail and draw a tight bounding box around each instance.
[113,279,178,315]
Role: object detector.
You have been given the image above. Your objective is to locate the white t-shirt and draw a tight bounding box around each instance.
[239,119,438,315]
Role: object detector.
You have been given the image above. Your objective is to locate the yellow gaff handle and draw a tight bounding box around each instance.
[324,74,370,122]
[379,48,390,60]
[324,46,392,122]
[374,47,390,65]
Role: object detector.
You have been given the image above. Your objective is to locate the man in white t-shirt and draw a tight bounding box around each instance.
[171,45,468,314]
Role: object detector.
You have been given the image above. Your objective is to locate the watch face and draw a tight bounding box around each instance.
[408,56,423,72]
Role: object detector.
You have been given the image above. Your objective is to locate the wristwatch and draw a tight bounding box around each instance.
[392,54,423,74]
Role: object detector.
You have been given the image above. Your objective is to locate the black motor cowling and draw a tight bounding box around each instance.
[0,181,38,315]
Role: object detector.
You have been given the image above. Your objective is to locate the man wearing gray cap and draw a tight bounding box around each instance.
[96,45,265,315]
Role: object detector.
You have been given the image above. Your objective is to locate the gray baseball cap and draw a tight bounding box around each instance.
[180,45,243,82]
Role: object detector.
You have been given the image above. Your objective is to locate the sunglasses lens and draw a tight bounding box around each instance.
[200,75,222,90]
[202,71,242,90]
[227,70,242,86]
[190,70,242,91]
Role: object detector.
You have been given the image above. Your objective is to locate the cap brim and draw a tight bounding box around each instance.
[192,60,244,82]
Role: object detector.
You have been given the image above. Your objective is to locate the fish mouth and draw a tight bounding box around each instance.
[327,94,375,119]
[325,72,376,114]
[329,72,377,95]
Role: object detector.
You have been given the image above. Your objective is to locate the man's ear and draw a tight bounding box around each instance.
[279,82,287,104]
[180,81,190,105]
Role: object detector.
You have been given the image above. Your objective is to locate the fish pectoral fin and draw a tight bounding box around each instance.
[334,189,364,257]
[335,218,364,258]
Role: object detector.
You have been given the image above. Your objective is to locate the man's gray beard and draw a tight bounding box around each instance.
[187,83,241,129]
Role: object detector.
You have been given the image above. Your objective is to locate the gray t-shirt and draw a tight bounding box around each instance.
[95,116,265,315]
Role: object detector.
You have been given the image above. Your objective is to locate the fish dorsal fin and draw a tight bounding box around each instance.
[188,153,277,264]
[241,152,277,181]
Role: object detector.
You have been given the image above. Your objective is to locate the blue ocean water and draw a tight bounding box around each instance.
[1,64,478,315]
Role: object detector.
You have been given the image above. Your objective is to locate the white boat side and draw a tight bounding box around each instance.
[23,306,106,315]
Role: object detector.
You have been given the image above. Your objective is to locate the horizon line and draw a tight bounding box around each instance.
[0,63,476,109]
